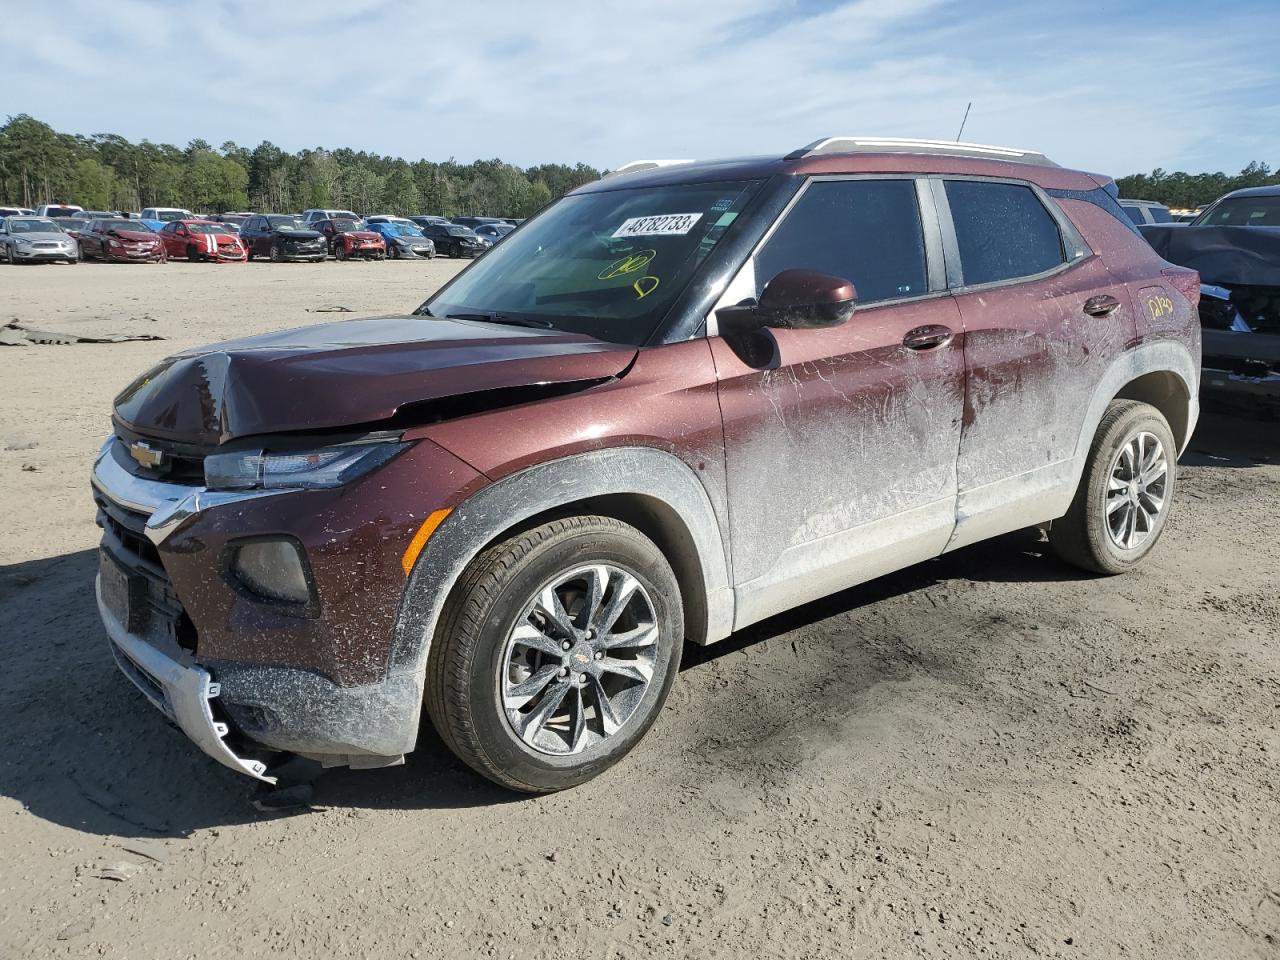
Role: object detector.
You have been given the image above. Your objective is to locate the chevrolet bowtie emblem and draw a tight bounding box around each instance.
[129,441,164,469]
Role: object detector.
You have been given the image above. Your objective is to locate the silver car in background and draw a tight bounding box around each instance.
[0,216,79,264]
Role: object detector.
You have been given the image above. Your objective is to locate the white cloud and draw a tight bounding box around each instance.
[4,0,1277,175]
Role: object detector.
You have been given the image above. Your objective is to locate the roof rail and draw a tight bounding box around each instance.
[785,137,1058,168]
[603,159,696,179]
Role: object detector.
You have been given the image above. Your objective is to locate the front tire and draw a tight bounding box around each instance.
[1050,399,1177,575]
[269,243,283,263]
[425,516,683,794]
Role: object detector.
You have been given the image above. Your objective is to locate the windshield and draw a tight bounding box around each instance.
[10,219,60,233]
[43,207,79,217]
[52,218,82,230]
[1195,195,1280,227]
[102,220,152,232]
[331,219,366,233]
[154,210,191,221]
[424,179,759,345]
[268,216,309,231]
[384,221,423,237]
[187,223,224,234]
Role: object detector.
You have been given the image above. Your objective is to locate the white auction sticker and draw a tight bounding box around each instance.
[611,213,703,239]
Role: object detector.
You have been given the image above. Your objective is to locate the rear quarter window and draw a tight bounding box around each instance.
[945,180,1065,286]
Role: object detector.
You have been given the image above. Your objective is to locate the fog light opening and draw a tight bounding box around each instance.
[231,539,313,606]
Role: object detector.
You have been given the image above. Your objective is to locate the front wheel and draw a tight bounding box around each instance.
[425,516,683,793]
[336,244,347,261]
[269,243,283,263]
[1050,399,1177,575]
[186,245,202,262]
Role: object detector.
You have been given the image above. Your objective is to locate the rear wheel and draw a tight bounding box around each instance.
[425,516,683,793]
[1050,400,1177,575]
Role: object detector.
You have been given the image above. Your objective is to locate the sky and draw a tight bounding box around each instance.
[6,0,1279,177]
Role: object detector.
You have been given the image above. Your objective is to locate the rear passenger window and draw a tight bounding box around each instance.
[755,179,927,305]
[945,180,1065,286]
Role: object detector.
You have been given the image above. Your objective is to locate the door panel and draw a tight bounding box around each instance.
[943,181,1137,549]
[712,297,964,625]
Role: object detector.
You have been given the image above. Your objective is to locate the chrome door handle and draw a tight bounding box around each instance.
[903,324,954,350]
[1083,294,1121,317]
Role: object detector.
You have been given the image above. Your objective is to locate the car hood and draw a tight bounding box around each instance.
[344,231,382,241]
[108,229,159,242]
[112,315,637,446]
[13,231,72,242]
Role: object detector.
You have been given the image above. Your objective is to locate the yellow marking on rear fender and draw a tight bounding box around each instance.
[402,508,452,576]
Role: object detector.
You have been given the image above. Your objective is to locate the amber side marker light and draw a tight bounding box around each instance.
[402,508,452,576]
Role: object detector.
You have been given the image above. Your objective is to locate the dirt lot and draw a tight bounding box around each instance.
[1,260,1277,960]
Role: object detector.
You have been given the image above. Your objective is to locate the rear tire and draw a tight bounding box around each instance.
[425,516,683,794]
[1050,400,1177,575]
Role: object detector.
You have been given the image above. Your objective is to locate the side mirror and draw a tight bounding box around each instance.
[716,269,857,335]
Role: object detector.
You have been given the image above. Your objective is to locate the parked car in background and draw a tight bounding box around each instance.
[302,208,360,225]
[409,215,452,232]
[73,210,119,221]
[1142,184,1280,416]
[78,218,165,263]
[366,218,436,259]
[37,203,83,218]
[312,217,386,260]
[208,212,253,233]
[0,216,80,263]
[450,216,505,230]
[90,137,1200,793]
[239,214,327,262]
[139,208,195,231]
[157,220,247,262]
[473,222,514,247]
[0,206,37,217]
[1119,199,1174,226]
[420,221,484,258]
[52,216,91,240]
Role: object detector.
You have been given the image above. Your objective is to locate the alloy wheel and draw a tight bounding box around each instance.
[499,564,659,757]
[1105,430,1168,550]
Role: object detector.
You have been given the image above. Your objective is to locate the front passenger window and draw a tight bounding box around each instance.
[753,179,928,305]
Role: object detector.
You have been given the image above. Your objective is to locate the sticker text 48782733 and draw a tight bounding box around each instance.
[611,213,703,239]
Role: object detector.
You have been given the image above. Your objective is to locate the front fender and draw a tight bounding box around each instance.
[390,446,734,680]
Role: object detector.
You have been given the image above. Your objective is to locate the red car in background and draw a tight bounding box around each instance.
[314,217,386,260]
[158,220,246,262]
[78,218,165,262]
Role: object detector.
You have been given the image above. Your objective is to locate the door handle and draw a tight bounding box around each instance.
[902,324,954,350]
[1083,294,1122,317]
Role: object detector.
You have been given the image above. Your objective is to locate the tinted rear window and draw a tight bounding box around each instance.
[754,179,928,304]
[945,180,1064,286]
[1197,195,1280,226]
[1149,206,1173,223]
[1122,204,1147,225]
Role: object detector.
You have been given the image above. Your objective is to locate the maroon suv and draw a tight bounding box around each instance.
[91,138,1201,792]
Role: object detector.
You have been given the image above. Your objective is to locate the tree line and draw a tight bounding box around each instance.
[1114,161,1277,209]
[0,114,602,218]
[3,113,1275,216]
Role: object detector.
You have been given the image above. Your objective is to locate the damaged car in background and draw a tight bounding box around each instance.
[1141,185,1280,416]
[91,137,1200,794]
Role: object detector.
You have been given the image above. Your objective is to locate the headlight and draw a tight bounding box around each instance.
[14,237,30,247]
[204,441,408,491]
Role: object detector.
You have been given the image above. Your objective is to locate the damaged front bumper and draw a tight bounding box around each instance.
[1200,285,1280,416]
[96,577,277,783]
[89,437,436,780]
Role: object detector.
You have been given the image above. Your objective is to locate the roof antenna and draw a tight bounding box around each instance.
[955,102,972,142]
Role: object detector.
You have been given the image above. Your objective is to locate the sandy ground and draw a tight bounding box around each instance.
[1,260,1278,960]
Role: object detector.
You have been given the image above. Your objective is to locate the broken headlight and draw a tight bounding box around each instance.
[204,441,408,491]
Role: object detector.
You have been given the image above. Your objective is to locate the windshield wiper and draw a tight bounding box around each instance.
[445,312,555,329]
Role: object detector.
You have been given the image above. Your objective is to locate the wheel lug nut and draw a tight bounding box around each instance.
[577,673,587,684]
[560,640,571,651]
[594,651,603,660]
[585,629,594,639]
[558,667,568,678]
